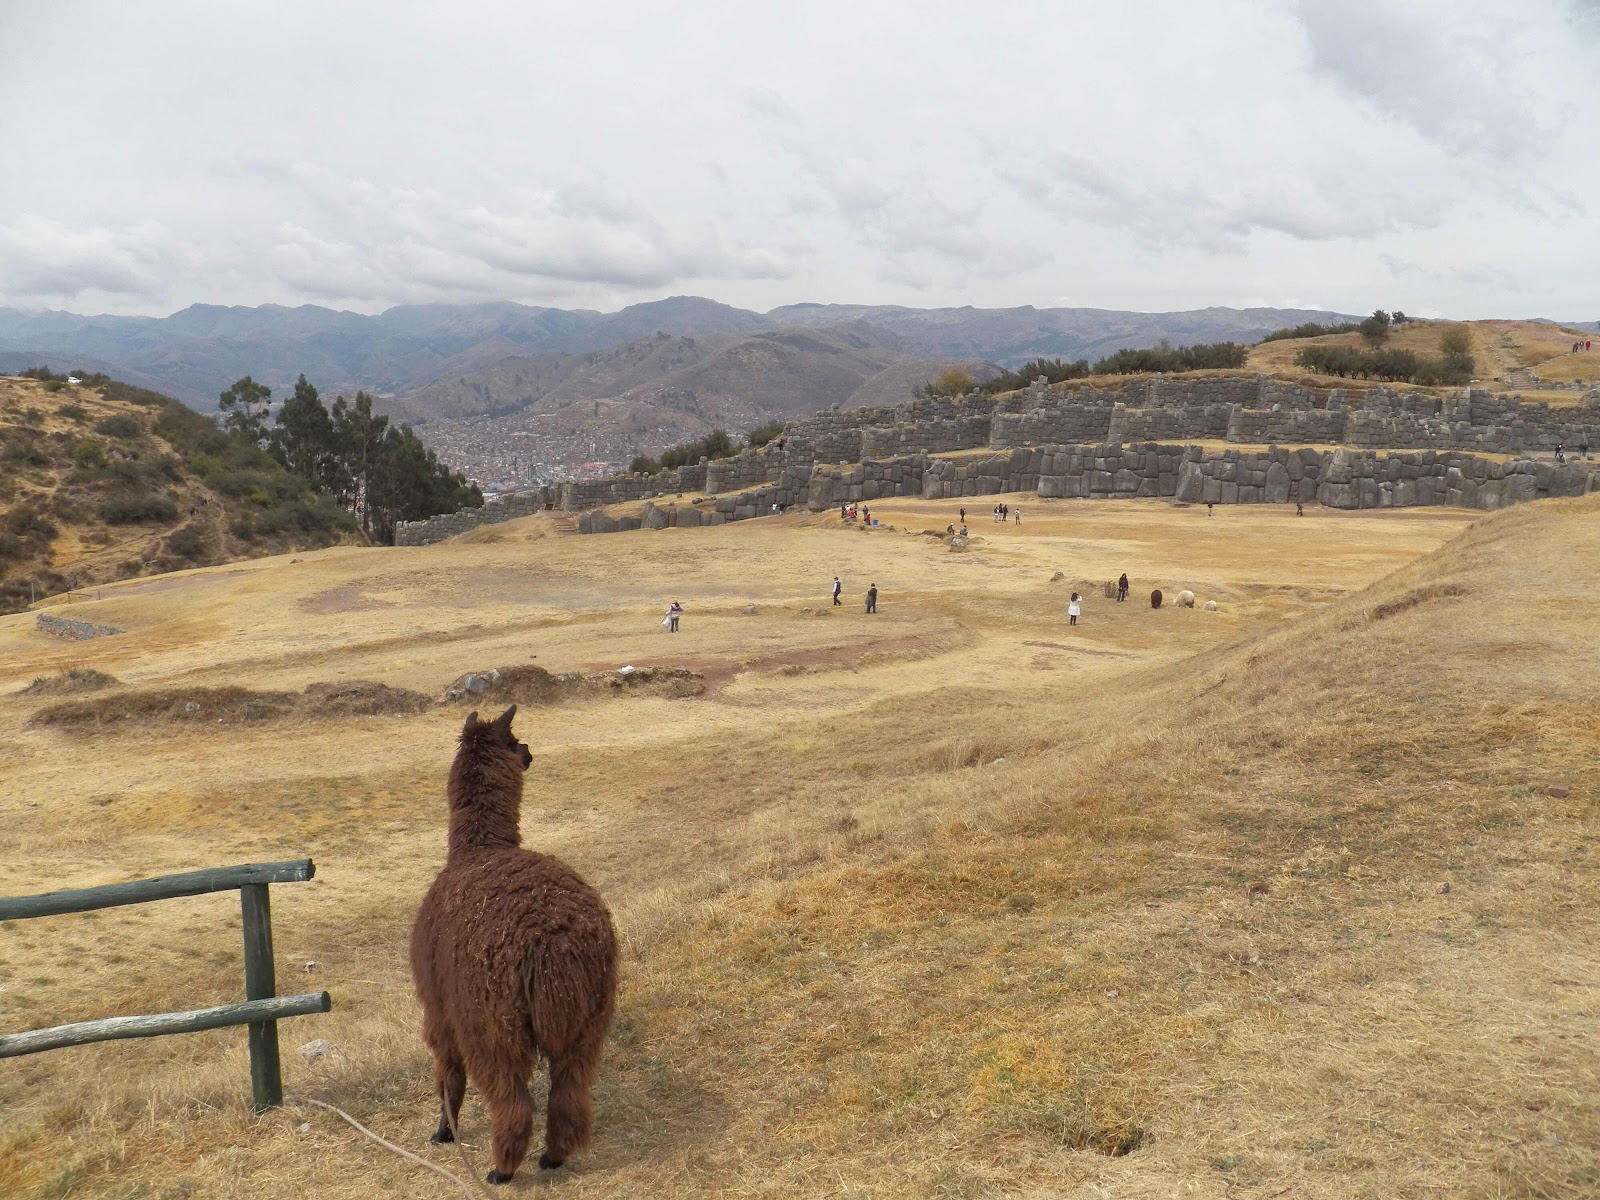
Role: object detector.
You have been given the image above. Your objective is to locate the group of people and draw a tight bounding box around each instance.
[1571,340,1593,353]
[1555,441,1591,464]
[839,504,871,523]
[832,576,878,612]
[991,503,1020,524]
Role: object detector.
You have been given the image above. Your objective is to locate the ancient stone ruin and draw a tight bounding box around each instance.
[394,375,1600,544]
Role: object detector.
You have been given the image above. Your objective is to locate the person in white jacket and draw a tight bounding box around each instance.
[1068,593,1082,626]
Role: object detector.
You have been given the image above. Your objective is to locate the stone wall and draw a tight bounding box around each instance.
[1225,404,1348,445]
[399,374,1600,546]
[921,443,1187,500]
[559,463,705,510]
[395,490,553,546]
[1310,448,1598,510]
[1110,402,1231,443]
[579,464,815,533]
[805,456,928,510]
[705,449,780,495]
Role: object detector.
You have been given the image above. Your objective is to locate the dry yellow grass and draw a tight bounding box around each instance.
[2,493,1596,1199]
[1247,318,1598,393]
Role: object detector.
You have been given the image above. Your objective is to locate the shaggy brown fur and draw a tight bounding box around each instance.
[410,706,619,1183]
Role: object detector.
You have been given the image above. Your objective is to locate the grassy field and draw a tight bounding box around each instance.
[1247,318,1599,395]
[2,493,1597,1199]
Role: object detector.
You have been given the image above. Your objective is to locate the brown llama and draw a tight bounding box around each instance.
[410,705,618,1184]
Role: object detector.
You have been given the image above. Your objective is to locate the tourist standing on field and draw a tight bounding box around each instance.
[1117,573,1129,602]
[832,576,842,606]
[666,601,682,633]
[866,584,878,614]
[1014,507,1021,524]
[1068,592,1082,626]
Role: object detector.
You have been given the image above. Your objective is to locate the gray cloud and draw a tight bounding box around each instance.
[0,1,1595,319]
[1294,0,1564,163]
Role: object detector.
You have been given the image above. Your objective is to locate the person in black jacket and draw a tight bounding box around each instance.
[1117,573,1129,602]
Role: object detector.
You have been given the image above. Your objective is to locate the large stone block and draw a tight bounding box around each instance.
[1264,461,1291,503]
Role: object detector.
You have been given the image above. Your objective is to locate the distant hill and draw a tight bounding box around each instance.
[0,297,1367,412]
[405,324,1000,480]
[393,322,990,425]
[764,303,1367,363]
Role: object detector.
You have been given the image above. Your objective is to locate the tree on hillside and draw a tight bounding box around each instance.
[272,375,344,495]
[366,425,481,544]
[1439,325,1472,357]
[256,374,479,542]
[1359,310,1393,348]
[927,366,975,397]
[329,391,390,518]
[218,376,272,444]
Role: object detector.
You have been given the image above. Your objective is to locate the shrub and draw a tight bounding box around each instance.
[0,532,22,560]
[5,504,57,540]
[926,366,975,397]
[3,439,49,467]
[1259,321,1361,343]
[1295,344,1473,385]
[1092,342,1248,375]
[1358,310,1392,348]
[42,380,66,393]
[165,524,207,560]
[100,495,179,524]
[58,404,89,422]
[1439,325,1472,357]
[981,357,1092,393]
[93,414,140,439]
[71,440,105,468]
[253,498,355,539]
[637,429,741,475]
[746,420,786,449]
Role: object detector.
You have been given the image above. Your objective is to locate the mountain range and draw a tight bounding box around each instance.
[1,296,1375,479]
[0,296,1366,408]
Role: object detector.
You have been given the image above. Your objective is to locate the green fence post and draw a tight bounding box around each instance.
[239,883,282,1112]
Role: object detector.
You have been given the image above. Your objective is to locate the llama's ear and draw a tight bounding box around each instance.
[493,704,518,730]
[463,711,479,732]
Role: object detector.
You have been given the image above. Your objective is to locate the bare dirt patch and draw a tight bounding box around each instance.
[28,680,433,730]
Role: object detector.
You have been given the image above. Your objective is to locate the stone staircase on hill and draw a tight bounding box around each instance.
[550,514,580,536]
[1503,368,1539,390]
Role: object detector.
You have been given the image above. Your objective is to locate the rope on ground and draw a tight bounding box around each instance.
[290,1096,495,1200]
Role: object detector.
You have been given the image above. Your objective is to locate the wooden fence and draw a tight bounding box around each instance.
[0,858,331,1112]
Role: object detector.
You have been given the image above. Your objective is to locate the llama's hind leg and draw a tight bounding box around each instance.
[540,1021,607,1170]
[478,1063,537,1185]
[429,1049,467,1145]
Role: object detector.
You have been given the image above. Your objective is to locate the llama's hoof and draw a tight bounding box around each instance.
[486,1170,515,1184]
[430,1129,455,1145]
[539,1154,565,1170]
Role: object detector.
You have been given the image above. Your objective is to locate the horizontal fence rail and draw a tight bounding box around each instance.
[0,858,325,1111]
[0,992,331,1058]
[0,858,314,921]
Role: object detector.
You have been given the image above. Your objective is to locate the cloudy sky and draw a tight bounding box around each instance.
[1,0,1596,320]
